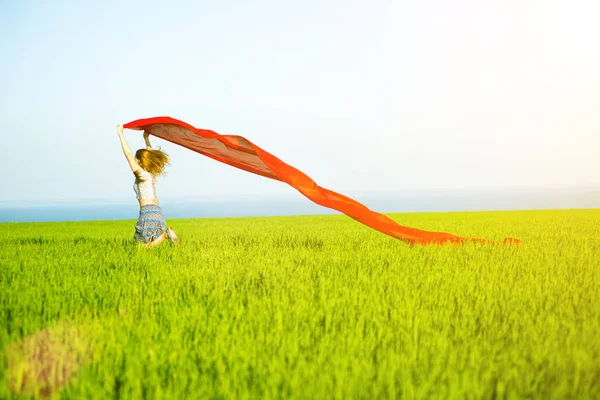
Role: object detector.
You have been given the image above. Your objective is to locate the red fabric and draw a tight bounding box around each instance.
[124,117,520,246]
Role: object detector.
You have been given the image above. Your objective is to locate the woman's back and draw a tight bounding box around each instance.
[133,169,158,200]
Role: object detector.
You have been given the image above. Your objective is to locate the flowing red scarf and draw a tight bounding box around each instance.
[124,117,520,246]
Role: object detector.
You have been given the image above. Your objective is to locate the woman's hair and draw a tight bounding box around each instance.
[134,148,170,182]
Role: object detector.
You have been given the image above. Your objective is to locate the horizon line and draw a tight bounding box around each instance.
[1,184,599,208]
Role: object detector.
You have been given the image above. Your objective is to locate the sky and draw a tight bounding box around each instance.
[1,0,599,206]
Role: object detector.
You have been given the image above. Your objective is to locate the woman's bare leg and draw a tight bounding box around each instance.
[145,231,168,249]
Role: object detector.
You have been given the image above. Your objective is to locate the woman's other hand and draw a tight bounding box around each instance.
[143,131,152,149]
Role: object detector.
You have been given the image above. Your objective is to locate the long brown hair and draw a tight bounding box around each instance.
[134,149,170,182]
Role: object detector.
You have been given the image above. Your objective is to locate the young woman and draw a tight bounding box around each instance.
[117,124,179,248]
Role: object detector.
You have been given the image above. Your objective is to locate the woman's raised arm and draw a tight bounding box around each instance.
[143,131,152,149]
[117,124,141,173]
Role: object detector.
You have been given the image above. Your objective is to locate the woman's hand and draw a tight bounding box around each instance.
[117,124,140,171]
[143,131,152,149]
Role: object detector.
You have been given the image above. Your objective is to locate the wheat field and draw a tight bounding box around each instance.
[1,209,599,399]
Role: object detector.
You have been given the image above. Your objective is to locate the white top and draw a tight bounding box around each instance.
[133,169,158,200]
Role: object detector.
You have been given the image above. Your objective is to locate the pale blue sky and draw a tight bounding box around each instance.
[1,0,599,205]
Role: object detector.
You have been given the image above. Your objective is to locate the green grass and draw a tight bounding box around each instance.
[1,209,599,399]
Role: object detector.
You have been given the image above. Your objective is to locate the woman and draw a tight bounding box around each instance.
[117,124,179,248]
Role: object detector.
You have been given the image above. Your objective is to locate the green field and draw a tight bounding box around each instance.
[1,209,599,399]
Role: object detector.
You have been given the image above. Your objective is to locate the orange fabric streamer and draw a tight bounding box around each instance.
[124,117,520,246]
